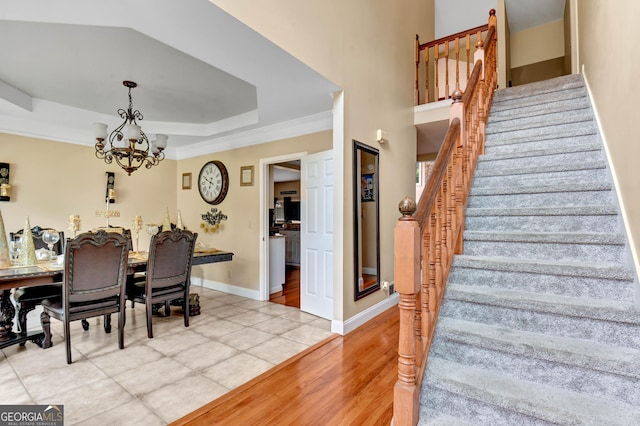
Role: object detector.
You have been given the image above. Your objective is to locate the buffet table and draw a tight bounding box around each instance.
[0,250,233,349]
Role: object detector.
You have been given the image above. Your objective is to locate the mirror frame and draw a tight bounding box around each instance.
[353,140,381,301]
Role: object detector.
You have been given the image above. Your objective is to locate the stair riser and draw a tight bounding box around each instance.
[447,267,635,301]
[477,149,603,170]
[485,122,596,143]
[472,168,608,188]
[483,135,597,155]
[490,94,589,120]
[463,240,625,264]
[420,386,551,426]
[429,338,640,406]
[439,300,640,349]
[465,214,619,233]
[467,190,612,209]
[486,110,593,134]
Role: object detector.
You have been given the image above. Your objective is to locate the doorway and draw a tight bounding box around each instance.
[269,159,302,308]
[259,151,334,320]
[259,152,306,305]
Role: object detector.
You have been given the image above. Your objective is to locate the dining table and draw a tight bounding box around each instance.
[0,249,233,349]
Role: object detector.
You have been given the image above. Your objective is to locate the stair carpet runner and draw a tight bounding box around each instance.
[419,74,640,425]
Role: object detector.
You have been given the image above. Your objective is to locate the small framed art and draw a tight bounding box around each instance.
[240,166,254,186]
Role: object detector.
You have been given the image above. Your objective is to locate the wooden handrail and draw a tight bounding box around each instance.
[418,23,489,52]
[415,10,495,105]
[394,9,497,426]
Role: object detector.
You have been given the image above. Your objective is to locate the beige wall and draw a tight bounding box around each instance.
[577,0,640,271]
[0,133,177,250]
[211,0,434,321]
[178,131,331,292]
[274,181,300,202]
[510,19,564,69]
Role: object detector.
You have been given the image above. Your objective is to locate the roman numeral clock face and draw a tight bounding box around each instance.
[198,160,229,205]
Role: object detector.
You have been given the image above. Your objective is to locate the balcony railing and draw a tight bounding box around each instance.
[415,10,495,105]
[394,10,497,425]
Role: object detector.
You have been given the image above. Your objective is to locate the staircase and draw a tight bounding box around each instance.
[419,74,640,425]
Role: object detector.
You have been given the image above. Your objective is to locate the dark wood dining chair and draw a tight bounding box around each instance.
[10,226,65,340]
[126,229,197,338]
[40,230,129,364]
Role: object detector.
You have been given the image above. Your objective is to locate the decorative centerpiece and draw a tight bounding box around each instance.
[162,207,172,232]
[0,209,10,268]
[176,210,185,230]
[17,217,37,266]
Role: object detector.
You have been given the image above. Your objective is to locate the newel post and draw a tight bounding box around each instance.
[393,197,421,426]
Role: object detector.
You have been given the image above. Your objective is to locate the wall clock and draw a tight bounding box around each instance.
[198,160,229,205]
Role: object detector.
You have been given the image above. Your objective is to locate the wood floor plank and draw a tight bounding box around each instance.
[172,305,399,425]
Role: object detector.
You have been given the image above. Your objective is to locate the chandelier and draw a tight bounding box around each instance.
[93,81,168,175]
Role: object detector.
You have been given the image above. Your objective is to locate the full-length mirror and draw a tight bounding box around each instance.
[353,140,380,300]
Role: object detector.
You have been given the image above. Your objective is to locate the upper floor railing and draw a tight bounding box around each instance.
[415,10,495,105]
[394,10,497,425]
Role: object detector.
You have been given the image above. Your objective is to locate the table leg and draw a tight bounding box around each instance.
[0,289,16,342]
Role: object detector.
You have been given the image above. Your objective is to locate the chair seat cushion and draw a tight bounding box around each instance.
[14,284,62,303]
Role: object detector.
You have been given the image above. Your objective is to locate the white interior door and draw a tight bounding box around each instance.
[300,150,334,319]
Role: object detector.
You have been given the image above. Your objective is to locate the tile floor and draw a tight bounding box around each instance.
[0,288,333,425]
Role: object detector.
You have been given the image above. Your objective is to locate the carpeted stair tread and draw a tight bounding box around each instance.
[469,181,611,196]
[478,142,601,162]
[474,159,606,178]
[420,387,556,426]
[463,230,625,245]
[423,357,640,425]
[418,413,473,426]
[485,108,594,135]
[463,232,624,263]
[483,134,598,155]
[435,318,640,379]
[465,205,618,217]
[485,125,597,146]
[492,74,583,99]
[429,337,640,409]
[445,284,640,324]
[448,265,635,301]
[451,255,635,281]
[489,89,589,119]
[484,121,597,144]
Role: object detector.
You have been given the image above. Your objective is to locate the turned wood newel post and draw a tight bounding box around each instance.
[394,196,420,426]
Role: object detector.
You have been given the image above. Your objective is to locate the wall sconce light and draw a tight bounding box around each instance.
[376,129,388,144]
[0,163,11,202]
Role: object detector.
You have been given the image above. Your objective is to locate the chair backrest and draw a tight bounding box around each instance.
[64,230,129,305]
[146,229,197,290]
[11,226,65,254]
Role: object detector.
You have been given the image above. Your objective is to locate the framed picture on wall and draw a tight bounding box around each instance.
[361,173,375,202]
[182,173,192,190]
[240,165,254,186]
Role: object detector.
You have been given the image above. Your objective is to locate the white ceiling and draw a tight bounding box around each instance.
[0,0,340,160]
[436,0,566,38]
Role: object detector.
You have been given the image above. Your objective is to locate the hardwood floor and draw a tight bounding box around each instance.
[172,305,399,425]
[269,265,300,308]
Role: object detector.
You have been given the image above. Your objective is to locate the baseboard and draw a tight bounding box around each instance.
[191,276,261,300]
[331,293,399,335]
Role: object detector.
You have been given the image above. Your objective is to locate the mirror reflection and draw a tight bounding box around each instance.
[353,140,380,300]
